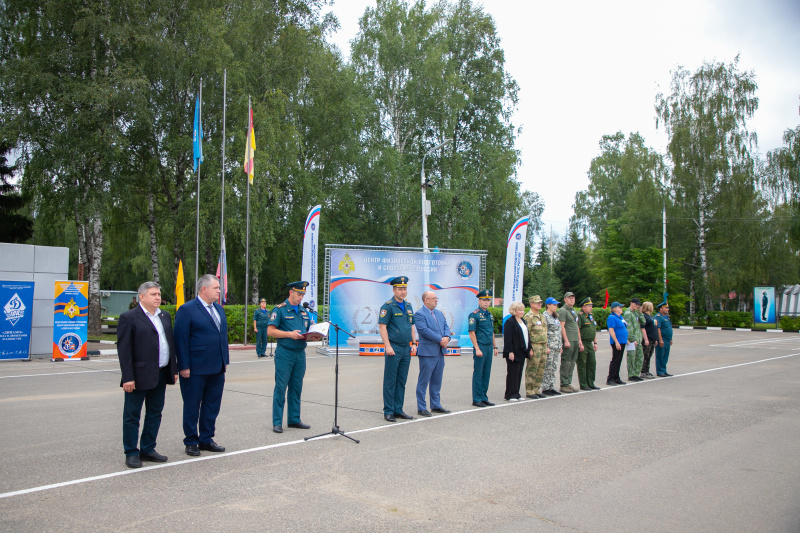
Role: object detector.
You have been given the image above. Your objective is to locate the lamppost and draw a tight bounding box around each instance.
[421,138,452,252]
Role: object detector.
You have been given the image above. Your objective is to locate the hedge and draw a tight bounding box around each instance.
[779,316,800,331]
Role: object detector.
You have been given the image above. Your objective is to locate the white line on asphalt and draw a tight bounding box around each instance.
[0,351,796,501]
[710,337,800,348]
[0,369,119,379]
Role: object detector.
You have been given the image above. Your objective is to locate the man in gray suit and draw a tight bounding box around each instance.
[414,291,451,416]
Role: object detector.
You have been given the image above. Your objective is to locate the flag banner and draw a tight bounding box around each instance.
[328,248,481,347]
[603,289,609,309]
[502,216,530,325]
[193,95,203,171]
[176,260,185,310]
[216,236,228,305]
[1,281,35,360]
[754,286,775,325]
[52,281,88,360]
[243,106,255,184]
[301,205,321,311]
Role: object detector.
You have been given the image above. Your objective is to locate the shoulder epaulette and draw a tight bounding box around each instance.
[276,302,286,308]
[386,299,394,305]
[473,308,480,314]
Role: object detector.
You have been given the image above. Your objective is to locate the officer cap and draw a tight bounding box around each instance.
[389,276,409,287]
[610,301,623,309]
[259,298,266,303]
[528,295,543,304]
[477,289,493,299]
[287,281,309,294]
[630,297,642,305]
[580,297,593,306]
[563,291,575,299]
[545,297,560,305]
[657,301,669,309]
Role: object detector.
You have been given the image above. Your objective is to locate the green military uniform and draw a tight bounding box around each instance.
[468,290,495,405]
[523,297,548,397]
[254,299,271,357]
[577,298,598,390]
[623,304,646,379]
[270,282,311,427]
[379,277,415,417]
[558,292,581,389]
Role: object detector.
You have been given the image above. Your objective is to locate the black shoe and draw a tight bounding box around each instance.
[472,401,487,407]
[550,389,561,395]
[384,414,396,422]
[185,445,200,457]
[198,440,225,453]
[657,373,667,377]
[418,409,432,417]
[125,455,142,468]
[288,422,310,429]
[526,394,539,399]
[273,425,283,433]
[431,407,451,414]
[140,450,167,463]
[394,412,413,420]
[664,373,673,377]
[580,387,591,391]
[589,385,601,390]
[629,376,643,382]
[541,389,554,395]
[483,400,495,406]
[614,378,627,385]
[606,380,617,386]
[537,393,547,398]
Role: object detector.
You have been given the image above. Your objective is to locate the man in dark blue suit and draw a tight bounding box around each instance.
[174,274,229,456]
[117,281,178,468]
[414,291,452,417]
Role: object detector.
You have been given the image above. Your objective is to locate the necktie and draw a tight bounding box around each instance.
[208,304,220,330]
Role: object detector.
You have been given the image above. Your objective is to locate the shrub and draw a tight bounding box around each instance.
[779,316,800,331]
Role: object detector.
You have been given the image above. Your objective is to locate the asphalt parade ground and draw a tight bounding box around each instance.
[1,329,798,532]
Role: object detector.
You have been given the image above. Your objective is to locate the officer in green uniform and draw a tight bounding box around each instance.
[622,298,648,382]
[253,298,271,358]
[655,301,673,377]
[558,291,583,393]
[268,281,312,434]
[577,297,600,391]
[378,276,417,422]
[468,290,497,407]
[523,295,548,399]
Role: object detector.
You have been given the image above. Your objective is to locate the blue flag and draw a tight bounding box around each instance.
[193,95,203,171]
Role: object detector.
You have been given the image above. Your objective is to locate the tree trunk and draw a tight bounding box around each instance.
[251,271,259,305]
[689,249,697,317]
[696,180,713,312]
[148,193,159,283]
[74,199,89,280]
[87,207,103,336]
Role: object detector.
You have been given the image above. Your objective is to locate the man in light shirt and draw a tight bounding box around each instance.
[117,281,178,468]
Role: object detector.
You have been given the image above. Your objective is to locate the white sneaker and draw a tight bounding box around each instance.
[508,398,518,402]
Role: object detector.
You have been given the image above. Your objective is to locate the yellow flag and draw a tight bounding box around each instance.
[243,106,255,184]
[176,260,185,310]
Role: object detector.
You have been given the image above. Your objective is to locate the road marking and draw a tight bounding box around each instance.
[0,369,119,379]
[0,351,796,501]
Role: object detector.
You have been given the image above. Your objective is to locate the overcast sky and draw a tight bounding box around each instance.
[324,0,800,241]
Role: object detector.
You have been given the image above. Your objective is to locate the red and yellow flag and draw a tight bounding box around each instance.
[243,106,255,184]
[176,260,185,310]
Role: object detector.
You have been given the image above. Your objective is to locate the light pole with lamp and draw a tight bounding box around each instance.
[421,138,453,252]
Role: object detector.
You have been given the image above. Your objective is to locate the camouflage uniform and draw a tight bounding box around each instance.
[542,312,562,391]
[623,307,645,378]
[523,309,548,395]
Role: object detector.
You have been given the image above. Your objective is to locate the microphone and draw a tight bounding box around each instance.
[302,302,310,309]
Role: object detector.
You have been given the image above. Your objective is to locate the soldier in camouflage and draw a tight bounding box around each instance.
[541,297,563,396]
[523,295,548,399]
[622,298,649,382]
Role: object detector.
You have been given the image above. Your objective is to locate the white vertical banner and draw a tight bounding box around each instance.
[301,205,321,309]
[502,216,530,324]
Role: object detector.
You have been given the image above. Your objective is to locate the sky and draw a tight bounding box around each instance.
[323,0,800,240]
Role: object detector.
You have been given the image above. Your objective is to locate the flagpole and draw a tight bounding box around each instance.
[195,79,202,291]
[221,70,226,271]
[244,95,252,346]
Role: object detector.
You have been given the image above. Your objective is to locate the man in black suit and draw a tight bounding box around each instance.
[174,274,230,456]
[117,281,179,469]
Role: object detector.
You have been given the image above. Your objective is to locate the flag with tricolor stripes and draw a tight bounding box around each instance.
[243,106,255,184]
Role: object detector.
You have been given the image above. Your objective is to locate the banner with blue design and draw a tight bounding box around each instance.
[502,216,530,324]
[753,286,776,325]
[0,281,35,360]
[52,281,89,360]
[328,249,481,347]
[301,205,321,310]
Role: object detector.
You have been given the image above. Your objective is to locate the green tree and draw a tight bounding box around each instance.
[554,225,600,301]
[0,140,32,243]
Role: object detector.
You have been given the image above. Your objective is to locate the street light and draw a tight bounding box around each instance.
[421,138,452,252]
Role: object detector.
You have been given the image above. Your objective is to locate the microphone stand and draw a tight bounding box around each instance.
[302,303,359,444]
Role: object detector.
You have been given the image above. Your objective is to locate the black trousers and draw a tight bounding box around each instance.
[123,366,169,456]
[504,358,525,400]
[607,343,626,381]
